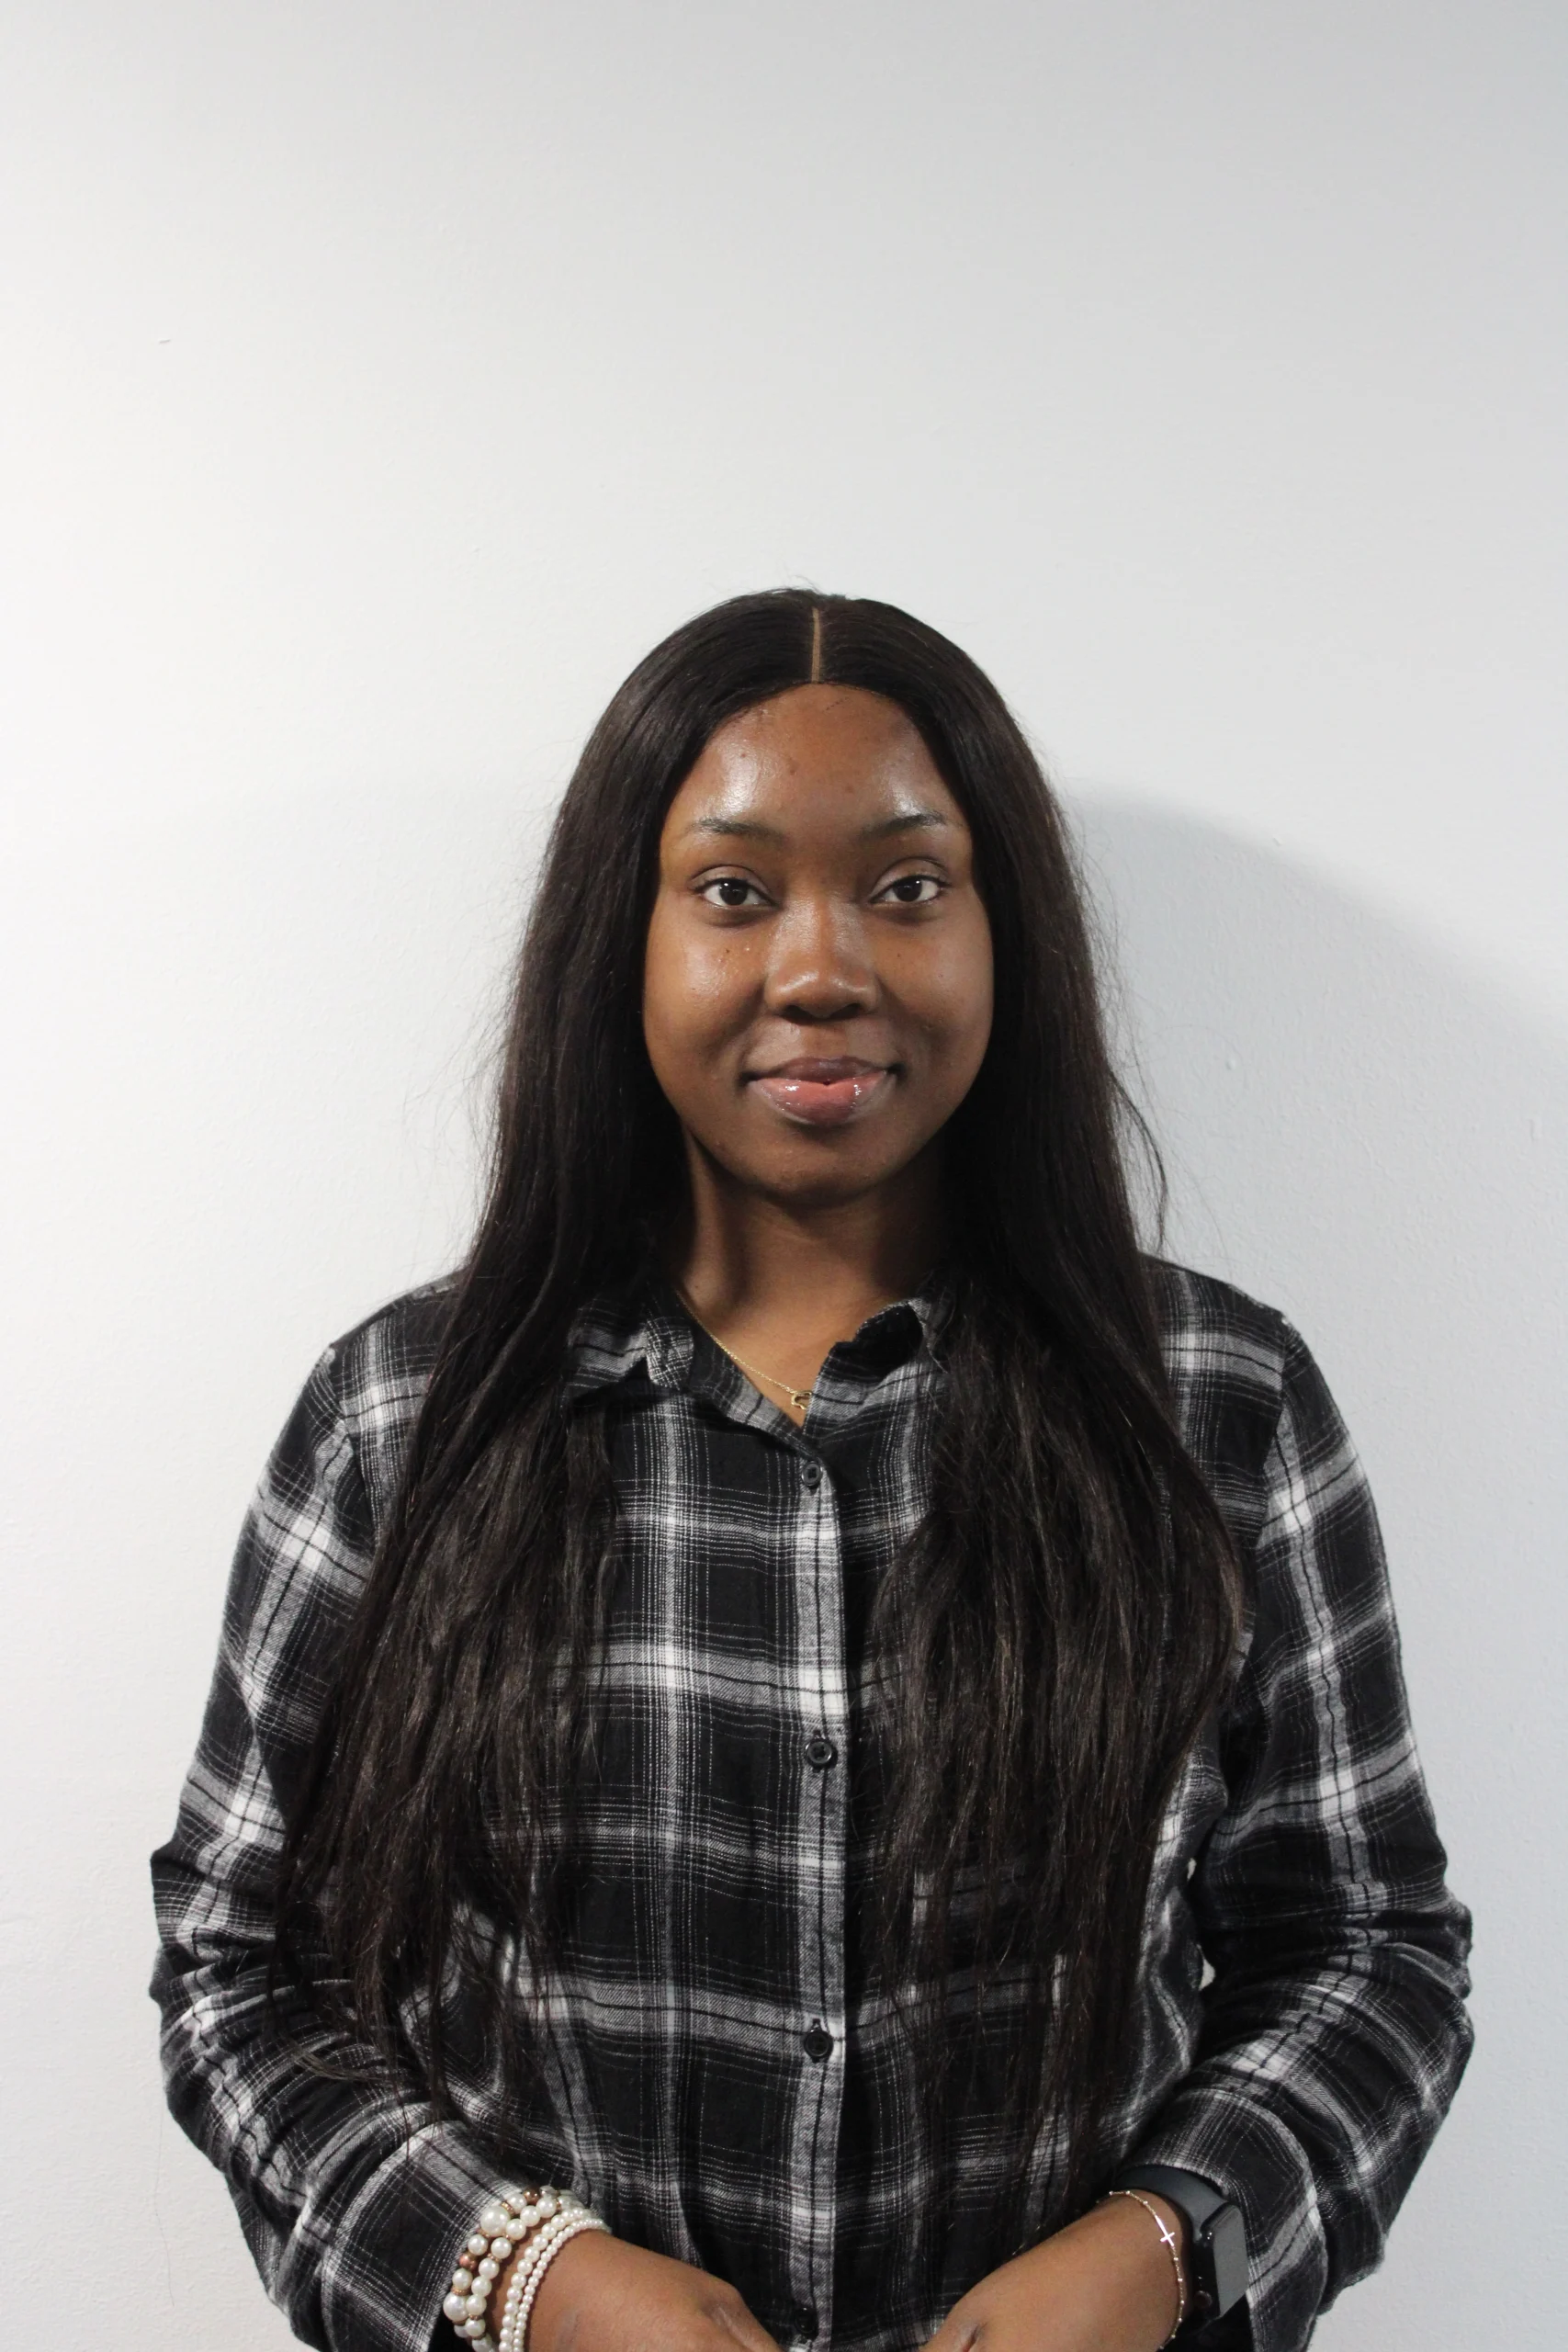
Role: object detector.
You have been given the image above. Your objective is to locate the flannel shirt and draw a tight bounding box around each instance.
[152,1262,1472,2352]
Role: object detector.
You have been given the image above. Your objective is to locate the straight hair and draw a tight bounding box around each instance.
[278,590,1242,2225]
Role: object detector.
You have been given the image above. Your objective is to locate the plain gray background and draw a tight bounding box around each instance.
[2,6,1563,2346]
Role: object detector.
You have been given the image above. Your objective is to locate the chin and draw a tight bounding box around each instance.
[745,1146,915,1211]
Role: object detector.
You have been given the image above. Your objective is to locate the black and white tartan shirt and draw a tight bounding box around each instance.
[152,1262,1471,2352]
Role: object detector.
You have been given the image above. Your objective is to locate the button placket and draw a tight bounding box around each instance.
[786,1450,846,2347]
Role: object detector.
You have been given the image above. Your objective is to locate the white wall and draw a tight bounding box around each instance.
[2,5,1562,2346]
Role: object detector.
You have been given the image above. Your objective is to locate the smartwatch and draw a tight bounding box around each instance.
[1113,2165,1247,2331]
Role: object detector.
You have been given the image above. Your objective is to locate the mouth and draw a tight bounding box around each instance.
[746,1057,895,1128]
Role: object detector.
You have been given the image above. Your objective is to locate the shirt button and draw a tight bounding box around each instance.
[802,2020,833,2061]
[805,1734,837,1770]
[800,1460,822,1489]
[792,2307,818,2340]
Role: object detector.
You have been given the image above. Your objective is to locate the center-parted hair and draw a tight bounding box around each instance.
[279,590,1242,2221]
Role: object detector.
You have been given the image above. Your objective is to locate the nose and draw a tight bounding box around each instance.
[762,893,877,1024]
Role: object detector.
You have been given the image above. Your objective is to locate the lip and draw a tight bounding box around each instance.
[745,1057,895,1128]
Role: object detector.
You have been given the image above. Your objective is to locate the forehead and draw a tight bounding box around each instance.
[666,685,965,836]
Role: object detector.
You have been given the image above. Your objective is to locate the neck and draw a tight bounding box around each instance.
[668,1139,945,1341]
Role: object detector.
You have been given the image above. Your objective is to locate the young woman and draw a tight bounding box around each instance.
[152,591,1471,2352]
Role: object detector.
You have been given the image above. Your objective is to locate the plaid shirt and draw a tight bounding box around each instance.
[152,1263,1471,2352]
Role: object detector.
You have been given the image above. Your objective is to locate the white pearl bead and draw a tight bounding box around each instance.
[479,2202,509,2236]
[462,2324,487,2341]
[537,2192,558,2218]
[453,2270,474,2292]
[468,2234,491,2257]
[491,2236,513,2259]
[444,2293,468,2323]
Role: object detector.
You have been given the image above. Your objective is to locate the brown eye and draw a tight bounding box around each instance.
[878,875,942,906]
[699,876,767,909]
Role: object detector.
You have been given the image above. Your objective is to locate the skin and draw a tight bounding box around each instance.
[643,682,993,1414]
[511,687,1187,2352]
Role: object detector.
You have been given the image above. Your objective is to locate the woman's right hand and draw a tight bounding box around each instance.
[523,2231,782,2352]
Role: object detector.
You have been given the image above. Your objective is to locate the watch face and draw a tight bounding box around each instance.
[1205,2204,1248,2314]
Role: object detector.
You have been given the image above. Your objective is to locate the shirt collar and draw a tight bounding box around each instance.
[559,1272,692,1408]
[560,1267,952,1410]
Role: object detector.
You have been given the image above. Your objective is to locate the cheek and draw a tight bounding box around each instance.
[900,922,994,1080]
[641,903,750,1085]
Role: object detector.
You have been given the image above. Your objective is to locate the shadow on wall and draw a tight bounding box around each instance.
[1071,796,1567,2348]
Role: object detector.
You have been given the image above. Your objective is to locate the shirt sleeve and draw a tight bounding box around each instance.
[151,1345,514,2352]
[1123,1325,1473,2352]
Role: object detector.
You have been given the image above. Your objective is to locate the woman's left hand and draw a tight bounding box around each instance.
[922,2194,1186,2352]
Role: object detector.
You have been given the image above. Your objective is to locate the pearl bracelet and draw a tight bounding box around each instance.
[443,2188,595,2349]
[497,2211,610,2352]
[491,2205,581,2341]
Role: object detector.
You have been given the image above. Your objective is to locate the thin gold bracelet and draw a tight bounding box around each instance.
[1102,2188,1188,2346]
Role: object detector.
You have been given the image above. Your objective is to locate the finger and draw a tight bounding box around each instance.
[922,2312,979,2352]
[713,2291,784,2352]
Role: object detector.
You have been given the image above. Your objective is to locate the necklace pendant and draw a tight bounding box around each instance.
[788,1388,812,1413]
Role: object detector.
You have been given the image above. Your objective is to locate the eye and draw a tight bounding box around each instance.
[875,873,944,906]
[697,876,769,910]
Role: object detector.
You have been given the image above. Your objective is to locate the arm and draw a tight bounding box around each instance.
[1120,1323,1474,2349]
[152,1344,518,2352]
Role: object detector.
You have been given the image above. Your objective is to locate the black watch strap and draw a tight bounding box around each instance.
[1114,2165,1248,2327]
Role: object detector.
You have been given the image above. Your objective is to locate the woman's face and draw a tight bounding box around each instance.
[643,684,994,1209]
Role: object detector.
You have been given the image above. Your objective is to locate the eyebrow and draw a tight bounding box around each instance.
[682,808,957,843]
[858,808,955,840]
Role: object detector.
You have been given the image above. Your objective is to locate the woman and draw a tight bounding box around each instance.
[152,591,1471,2352]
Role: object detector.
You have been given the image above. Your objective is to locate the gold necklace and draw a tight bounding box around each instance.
[677,1295,816,1415]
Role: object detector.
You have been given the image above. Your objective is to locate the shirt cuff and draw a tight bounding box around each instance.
[1122,2086,1324,2352]
[319,2121,523,2352]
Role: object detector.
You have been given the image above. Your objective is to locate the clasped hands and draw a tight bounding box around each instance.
[523,2195,1185,2352]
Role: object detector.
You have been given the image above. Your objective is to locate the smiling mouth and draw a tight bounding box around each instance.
[746,1057,895,1128]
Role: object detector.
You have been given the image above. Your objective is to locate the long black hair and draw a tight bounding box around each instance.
[279,589,1241,2220]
